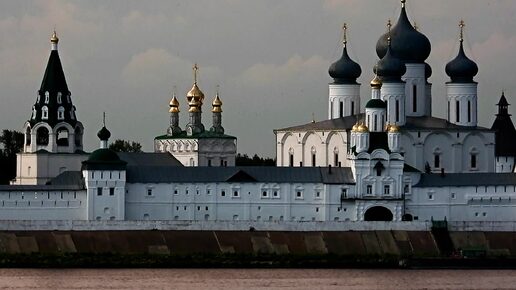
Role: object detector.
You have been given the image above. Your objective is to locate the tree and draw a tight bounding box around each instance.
[0,130,24,184]
[109,139,142,153]
[236,153,275,166]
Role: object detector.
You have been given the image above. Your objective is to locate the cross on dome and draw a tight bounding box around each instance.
[342,23,347,46]
[459,19,465,42]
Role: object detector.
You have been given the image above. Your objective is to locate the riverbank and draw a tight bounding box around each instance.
[0,228,514,268]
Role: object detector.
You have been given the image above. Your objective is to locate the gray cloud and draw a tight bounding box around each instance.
[0,0,514,157]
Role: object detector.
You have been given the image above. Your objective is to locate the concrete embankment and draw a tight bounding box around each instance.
[0,228,514,268]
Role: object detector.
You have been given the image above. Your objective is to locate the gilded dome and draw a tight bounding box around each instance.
[388,125,400,133]
[370,75,382,88]
[50,30,59,44]
[212,94,222,113]
[187,83,205,103]
[357,123,369,133]
[352,123,359,132]
[188,98,201,113]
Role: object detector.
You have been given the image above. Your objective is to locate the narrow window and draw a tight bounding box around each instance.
[351,101,355,116]
[233,190,239,197]
[395,100,400,122]
[339,101,343,117]
[471,154,477,169]
[468,100,471,123]
[367,115,370,127]
[296,191,303,199]
[374,115,378,131]
[262,191,268,198]
[366,185,372,195]
[109,188,115,196]
[273,191,279,198]
[456,100,460,122]
[289,154,294,167]
[434,154,440,168]
[147,189,152,196]
[221,190,226,197]
[311,153,316,167]
[334,153,339,167]
[330,102,334,118]
[341,188,347,199]
[208,159,212,167]
[42,106,49,120]
[413,85,417,113]
[448,101,450,121]
[97,188,102,196]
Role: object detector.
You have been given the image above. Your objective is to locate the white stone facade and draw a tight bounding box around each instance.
[154,138,236,167]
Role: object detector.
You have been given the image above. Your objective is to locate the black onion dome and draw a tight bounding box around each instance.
[97,126,111,141]
[445,42,478,83]
[376,44,406,82]
[328,46,362,84]
[376,6,431,63]
[425,63,432,79]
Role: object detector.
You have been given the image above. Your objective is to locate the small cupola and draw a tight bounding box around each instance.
[328,24,362,84]
[445,20,478,83]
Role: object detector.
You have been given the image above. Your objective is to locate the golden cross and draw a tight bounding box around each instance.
[193,63,199,83]
[459,20,465,42]
[103,112,106,127]
[342,23,347,46]
[216,84,220,95]
[172,85,177,98]
[387,19,392,44]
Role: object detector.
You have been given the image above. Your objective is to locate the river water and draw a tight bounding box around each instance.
[0,268,514,289]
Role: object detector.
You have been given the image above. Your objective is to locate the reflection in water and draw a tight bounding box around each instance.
[0,268,514,290]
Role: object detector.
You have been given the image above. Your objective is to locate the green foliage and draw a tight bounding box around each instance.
[235,153,275,166]
[0,130,24,184]
[109,139,143,153]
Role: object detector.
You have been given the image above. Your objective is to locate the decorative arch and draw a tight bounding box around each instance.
[36,127,49,146]
[301,131,323,145]
[364,206,393,221]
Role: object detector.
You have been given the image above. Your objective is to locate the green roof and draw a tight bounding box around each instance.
[82,148,127,170]
[155,131,236,140]
[365,99,387,109]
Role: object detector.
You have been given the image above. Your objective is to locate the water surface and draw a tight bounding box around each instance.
[0,268,514,289]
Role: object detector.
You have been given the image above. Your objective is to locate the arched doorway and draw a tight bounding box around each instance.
[364,206,393,221]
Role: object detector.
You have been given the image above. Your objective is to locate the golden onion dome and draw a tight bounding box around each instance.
[187,83,205,102]
[351,123,359,132]
[169,96,179,106]
[188,98,201,112]
[212,95,222,107]
[385,123,391,132]
[50,30,59,43]
[357,123,369,133]
[388,124,400,133]
[370,74,382,88]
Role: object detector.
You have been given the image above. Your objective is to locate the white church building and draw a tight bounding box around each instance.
[3,0,516,223]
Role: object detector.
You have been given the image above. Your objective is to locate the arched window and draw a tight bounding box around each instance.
[56,127,69,146]
[25,126,31,146]
[467,100,472,123]
[57,92,62,104]
[57,106,65,120]
[339,101,343,117]
[289,148,294,167]
[31,106,36,119]
[36,127,49,145]
[470,148,479,169]
[74,127,82,147]
[45,91,49,103]
[433,148,442,169]
[333,147,339,167]
[351,101,355,116]
[42,106,49,120]
[311,146,316,167]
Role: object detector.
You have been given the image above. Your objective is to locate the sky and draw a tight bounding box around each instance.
[0,0,515,157]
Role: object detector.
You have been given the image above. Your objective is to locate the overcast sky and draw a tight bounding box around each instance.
[0,0,515,157]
